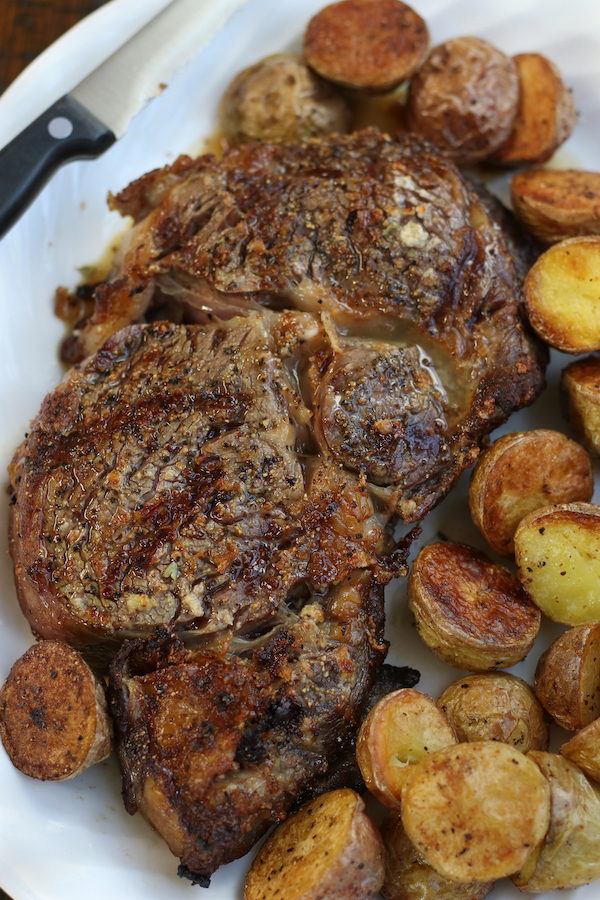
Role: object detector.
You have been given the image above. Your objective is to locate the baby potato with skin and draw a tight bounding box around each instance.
[561,355,600,457]
[534,623,600,732]
[561,717,600,781]
[401,741,551,883]
[514,502,600,625]
[408,542,540,671]
[219,54,351,147]
[439,673,548,753]
[469,429,593,557]
[512,170,600,244]
[356,688,458,810]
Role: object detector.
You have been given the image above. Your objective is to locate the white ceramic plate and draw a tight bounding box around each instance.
[1,1,600,898]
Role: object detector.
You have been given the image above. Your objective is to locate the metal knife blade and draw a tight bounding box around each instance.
[0,0,248,240]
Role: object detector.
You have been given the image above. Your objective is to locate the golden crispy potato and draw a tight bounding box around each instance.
[219,54,351,147]
[534,623,600,732]
[244,788,384,900]
[561,355,600,457]
[513,752,600,891]
[469,430,593,556]
[523,236,600,353]
[512,170,600,244]
[304,0,430,92]
[356,689,457,810]
[0,640,112,781]
[408,542,540,671]
[561,717,600,781]
[514,502,600,625]
[493,53,576,168]
[439,673,548,753]
[381,812,494,900]
[406,36,519,165]
[401,741,551,882]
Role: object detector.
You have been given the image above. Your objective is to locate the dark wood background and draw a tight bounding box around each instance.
[1,2,109,894]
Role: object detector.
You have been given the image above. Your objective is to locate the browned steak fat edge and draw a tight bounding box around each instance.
[70,129,545,522]
[109,569,389,885]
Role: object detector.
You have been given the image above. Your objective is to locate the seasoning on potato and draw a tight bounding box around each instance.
[380,812,495,900]
[514,501,600,625]
[469,429,593,556]
[439,672,548,753]
[512,751,600,892]
[0,640,113,781]
[561,717,600,782]
[408,542,540,671]
[512,170,600,244]
[356,688,457,810]
[523,236,600,353]
[534,623,600,732]
[493,53,576,167]
[561,354,600,457]
[244,788,384,900]
[406,36,519,165]
[401,741,551,882]
[304,0,430,92]
[219,54,351,147]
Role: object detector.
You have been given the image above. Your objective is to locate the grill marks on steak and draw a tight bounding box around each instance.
[9,316,396,660]
[65,129,545,521]
[109,571,387,884]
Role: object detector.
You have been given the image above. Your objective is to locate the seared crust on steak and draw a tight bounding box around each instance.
[65,129,545,521]
[9,315,401,661]
[109,572,386,884]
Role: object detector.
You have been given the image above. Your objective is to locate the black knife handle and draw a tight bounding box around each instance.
[0,94,116,240]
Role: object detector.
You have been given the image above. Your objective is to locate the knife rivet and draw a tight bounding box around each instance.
[48,118,74,140]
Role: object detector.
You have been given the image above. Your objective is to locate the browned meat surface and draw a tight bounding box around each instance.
[9,315,404,662]
[109,573,387,885]
[64,129,545,521]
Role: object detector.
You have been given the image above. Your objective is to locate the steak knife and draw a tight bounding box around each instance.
[0,0,248,240]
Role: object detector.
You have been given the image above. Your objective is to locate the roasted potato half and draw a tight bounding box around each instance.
[439,672,548,753]
[381,812,494,900]
[523,236,600,353]
[0,640,112,781]
[493,53,576,167]
[561,717,600,782]
[356,688,457,810]
[513,752,600,892]
[534,623,600,732]
[304,0,430,92]
[244,788,384,900]
[219,54,351,147]
[512,170,600,244]
[514,502,600,625]
[401,741,551,882]
[469,429,592,556]
[561,354,600,457]
[407,36,519,165]
[408,542,540,671]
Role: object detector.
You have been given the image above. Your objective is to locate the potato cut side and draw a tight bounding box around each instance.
[512,170,600,244]
[304,0,430,92]
[561,355,600,457]
[408,542,540,671]
[524,236,600,353]
[493,53,576,167]
[0,640,112,780]
[401,742,550,882]
[244,788,384,900]
[381,812,494,900]
[469,429,592,556]
[561,718,600,781]
[439,672,548,753]
[513,752,600,892]
[534,623,600,732]
[356,688,457,810]
[514,502,600,625]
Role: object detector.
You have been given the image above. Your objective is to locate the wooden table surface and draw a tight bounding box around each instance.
[1,3,108,898]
